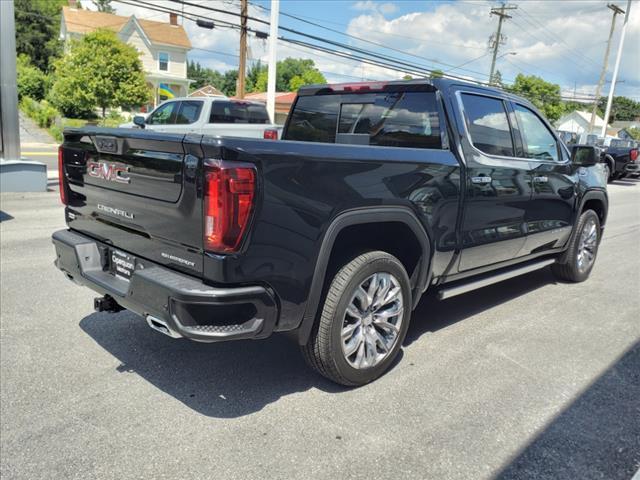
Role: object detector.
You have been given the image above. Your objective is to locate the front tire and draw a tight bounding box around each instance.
[301,251,412,386]
[552,209,601,282]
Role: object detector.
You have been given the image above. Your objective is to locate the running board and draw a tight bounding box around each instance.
[438,259,556,300]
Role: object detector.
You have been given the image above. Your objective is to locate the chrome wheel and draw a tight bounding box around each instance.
[576,217,597,273]
[341,272,404,369]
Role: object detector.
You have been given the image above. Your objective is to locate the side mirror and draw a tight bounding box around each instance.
[133,115,146,129]
[571,145,599,166]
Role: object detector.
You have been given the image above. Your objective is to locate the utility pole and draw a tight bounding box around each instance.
[602,0,632,137]
[488,3,517,85]
[588,3,624,134]
[237,0,248,99]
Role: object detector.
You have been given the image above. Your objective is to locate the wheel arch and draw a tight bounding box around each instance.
[296,207,432,345]
[579,189,608,227]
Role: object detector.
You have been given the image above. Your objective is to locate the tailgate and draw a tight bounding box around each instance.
[60,128,205,276]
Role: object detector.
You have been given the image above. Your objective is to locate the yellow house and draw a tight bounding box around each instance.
[60,3,193,110]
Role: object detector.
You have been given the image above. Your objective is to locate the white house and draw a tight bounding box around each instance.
[556,110,610,135]
[60,3,192,110]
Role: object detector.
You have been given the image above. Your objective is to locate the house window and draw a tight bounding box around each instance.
[158,52,169,71]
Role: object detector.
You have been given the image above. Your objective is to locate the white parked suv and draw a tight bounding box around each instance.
[120,96,282,139]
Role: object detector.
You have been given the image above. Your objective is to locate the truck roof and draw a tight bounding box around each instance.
[296,77,535,109]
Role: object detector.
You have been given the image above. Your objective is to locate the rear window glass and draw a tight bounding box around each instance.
[285,91,442,149]
[461,93,514,157]
[209,101,270,124]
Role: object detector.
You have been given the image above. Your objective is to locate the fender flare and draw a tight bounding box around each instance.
[559,189,608,264]
[297,206,432,345]
[604,154,615,176]
[578,189,608,226]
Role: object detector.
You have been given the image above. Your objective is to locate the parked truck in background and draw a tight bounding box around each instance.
[119,96,282,140]
[53,79,608,386]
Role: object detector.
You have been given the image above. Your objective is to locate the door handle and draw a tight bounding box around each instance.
[533,176,548,183]
[471,176,492,184]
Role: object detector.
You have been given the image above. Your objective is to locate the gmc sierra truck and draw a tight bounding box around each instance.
[53,79,608,386]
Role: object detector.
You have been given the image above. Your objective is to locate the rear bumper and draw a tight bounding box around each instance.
[52,229,278,342]
[624,163,639,173]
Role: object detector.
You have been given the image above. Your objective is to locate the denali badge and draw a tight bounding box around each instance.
[97,203,134,219]
[87,161,130,184]
[161,252,196,267]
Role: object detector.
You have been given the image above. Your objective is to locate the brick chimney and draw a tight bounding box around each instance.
[169,13,178,26]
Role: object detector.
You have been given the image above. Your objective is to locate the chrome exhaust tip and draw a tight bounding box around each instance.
[146,315,182,339]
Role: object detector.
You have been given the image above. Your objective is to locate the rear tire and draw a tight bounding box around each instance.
[552,209,601,283]
[301,251,412,386]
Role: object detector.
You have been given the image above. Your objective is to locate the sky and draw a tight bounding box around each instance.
[86,0,640,101]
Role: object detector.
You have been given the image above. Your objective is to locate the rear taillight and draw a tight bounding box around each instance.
[263,129,278,140]
[203,160,256,254]
[630,149,638,162]
[58,145,67,205]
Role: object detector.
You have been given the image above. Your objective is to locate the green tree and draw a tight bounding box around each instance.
[625,127,640,140]
[49,30,150,118]
[403,74,414,80]
[221,70,239,96]
[14,0,67,71]
[430,69,444,79]
[92,0,115,13]
[507,73,563,122]
[187,60,224,91]
[248,58,326,92]
[17,55,48,101]
[597,96,640,122]
[289,69,326,91]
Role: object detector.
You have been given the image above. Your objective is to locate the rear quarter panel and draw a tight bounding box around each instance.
[201,137,461,330]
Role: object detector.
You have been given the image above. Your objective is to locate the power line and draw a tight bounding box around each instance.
[517,5,601,68]
[167,0,500,81]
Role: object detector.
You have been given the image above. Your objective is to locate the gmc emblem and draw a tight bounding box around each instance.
[87,161,131,184]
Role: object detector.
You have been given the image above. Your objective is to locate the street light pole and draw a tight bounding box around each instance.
[588,3,624,134]
[601,0,632,137]
[266,0,279,123]
[0,0,21,161]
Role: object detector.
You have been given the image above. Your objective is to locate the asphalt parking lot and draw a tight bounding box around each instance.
[1,179,639,480]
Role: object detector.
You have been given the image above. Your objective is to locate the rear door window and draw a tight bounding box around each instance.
[146,101,178,125]
[209,101,270,124]
[460,93,514,157]
[286,91,442,149]
[513,104,559,162]
[175,101,203,124]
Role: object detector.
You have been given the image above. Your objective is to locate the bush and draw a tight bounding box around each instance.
[17,54,48,101]
[19,96,59,129]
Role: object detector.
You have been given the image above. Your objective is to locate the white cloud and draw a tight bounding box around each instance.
[352,1,397,16]
[352,1,379,12]
[344,1,640,99]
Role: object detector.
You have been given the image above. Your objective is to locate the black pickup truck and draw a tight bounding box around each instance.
[600,139,639,181]
[53,79,608,386]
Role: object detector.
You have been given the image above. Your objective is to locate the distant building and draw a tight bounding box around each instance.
[556,110,610,135]
[236,92,297,124]
[60,2,193,110]
[189,85,226,98]
[609,120,640,140]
